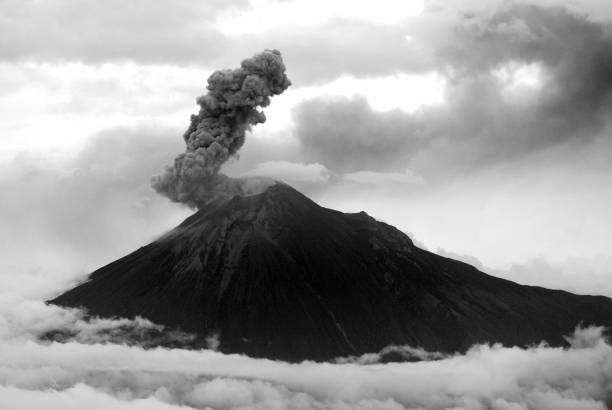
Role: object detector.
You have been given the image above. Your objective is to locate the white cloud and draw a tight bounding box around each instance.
[498,256,612,298]
[493,61,544,89]
[0,61,446,160]
[492,61,548,102]
[242,161,330,183]
[314,73,446,113]
[342,169,424,185]
[255,71,446,137]
[0,126,191,294]
[0,62,204,159]
[0,0,230,64]
[2,253,611,410]
[0,304,611,410]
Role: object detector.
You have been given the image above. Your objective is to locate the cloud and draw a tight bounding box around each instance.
[342,169,424,185]
[3,221,611,410]
[433,248,612,299]
[2,253,611,410]
[335,344,446,364]
[0,296,195,348]
[1,298,612,410]
[0,0,232,64]
[0,0,443,88]
[2,0,612,94]
[0,384,187,410]
[499,256,612,298]
[2,3,612,407]
[294,96,423,173]
[0,61,207,160]
[292,4,612,179]
[0,126,191,297]
[317,134,612,269]
[0,0,427,87]
[216,0,424,34]
[242,161,331,183]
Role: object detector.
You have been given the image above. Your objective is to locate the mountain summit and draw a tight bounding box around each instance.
[51,182,612,361]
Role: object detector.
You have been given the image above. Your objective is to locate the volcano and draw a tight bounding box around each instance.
[50,182,612,361]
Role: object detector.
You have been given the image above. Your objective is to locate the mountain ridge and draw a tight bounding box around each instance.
[50,182,612,362]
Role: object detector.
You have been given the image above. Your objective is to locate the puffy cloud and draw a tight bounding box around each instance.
[2,0,612,93]
[0,302,612,410]
[0,296,195,348]
[3,232,612,410]
[293,4,612,179]
[294,96,423,173]
[2,255,612,410]
[0,384,187,410]
[335,345,446,364]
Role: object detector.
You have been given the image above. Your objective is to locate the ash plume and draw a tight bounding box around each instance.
[152,49,291,208]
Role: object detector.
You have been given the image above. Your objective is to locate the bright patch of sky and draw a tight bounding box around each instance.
[260,72,447,134]
[0,62,205,160]
[217,0,424,35]
[493,61,547,101]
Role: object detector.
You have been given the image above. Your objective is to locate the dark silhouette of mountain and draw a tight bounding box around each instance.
[50,182,612,362]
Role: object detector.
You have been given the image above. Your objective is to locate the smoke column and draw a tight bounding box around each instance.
[152,49,291,208]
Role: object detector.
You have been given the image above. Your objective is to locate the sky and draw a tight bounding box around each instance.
[2,0,612,409]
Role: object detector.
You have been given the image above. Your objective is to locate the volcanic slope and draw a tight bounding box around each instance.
[51,182,612,361]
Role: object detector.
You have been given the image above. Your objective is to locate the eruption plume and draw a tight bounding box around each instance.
[152,49,291,208]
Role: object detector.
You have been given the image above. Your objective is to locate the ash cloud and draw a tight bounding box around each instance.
[151,49,291,207]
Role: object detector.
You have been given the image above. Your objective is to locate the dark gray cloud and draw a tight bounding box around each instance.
[293,4,612,178]
[294,96,421,173]
[0,0,431,86]
[442,3,612,134]
[2,0,612,94]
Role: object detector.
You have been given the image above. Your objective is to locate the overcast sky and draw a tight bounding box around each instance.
[3,1,612,409]
[1,0,612,298]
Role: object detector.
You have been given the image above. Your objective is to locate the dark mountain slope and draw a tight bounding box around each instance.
[50,182,612,361]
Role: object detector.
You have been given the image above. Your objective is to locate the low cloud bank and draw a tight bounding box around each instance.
[0,291,611,410]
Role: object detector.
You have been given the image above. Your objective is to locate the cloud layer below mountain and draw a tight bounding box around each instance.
[1,286,611,410]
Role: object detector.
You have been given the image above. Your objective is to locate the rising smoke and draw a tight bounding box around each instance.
[151,49,291,208]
